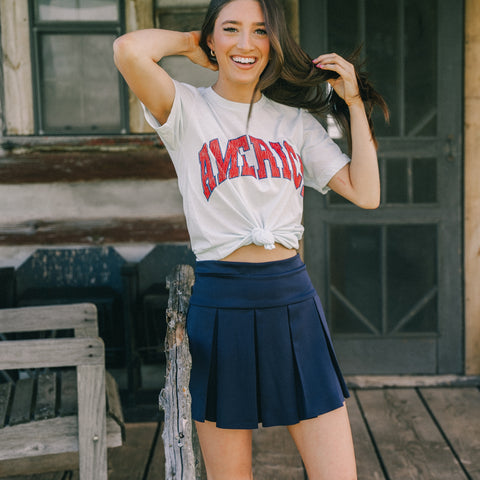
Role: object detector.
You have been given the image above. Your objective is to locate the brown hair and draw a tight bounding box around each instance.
[199,0,389,150]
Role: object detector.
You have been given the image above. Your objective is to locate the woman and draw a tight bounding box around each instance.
[114,1,387,478]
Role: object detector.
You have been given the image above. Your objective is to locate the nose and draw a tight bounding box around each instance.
[237,31,252,50]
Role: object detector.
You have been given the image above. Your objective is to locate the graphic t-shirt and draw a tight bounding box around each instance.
[143,81,350,261]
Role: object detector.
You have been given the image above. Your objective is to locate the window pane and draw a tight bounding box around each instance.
[327,0,360,57]
[365,0,400,137]
[37,0,119,21]
[386,158,408,204]
[404,0,437,136]
[40,34,121,133]
[330,226,382,334]
[413,158,437,203]
[386,225,437,333]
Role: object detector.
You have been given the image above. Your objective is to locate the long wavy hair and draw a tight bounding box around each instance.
[199,0,389,150]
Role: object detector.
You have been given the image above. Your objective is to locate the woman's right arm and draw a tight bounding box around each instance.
[113,29,216,125]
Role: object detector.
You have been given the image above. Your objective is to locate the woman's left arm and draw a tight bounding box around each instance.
[313,53,380,209]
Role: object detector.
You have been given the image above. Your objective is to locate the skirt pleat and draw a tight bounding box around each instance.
[187,255,349,429]
[255,305,300,427]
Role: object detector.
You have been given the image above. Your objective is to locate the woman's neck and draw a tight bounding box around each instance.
[211,81,261,104]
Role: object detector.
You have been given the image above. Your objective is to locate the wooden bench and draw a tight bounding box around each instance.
[0,303,125,479]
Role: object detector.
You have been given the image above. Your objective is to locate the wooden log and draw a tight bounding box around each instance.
[159,264,205,480]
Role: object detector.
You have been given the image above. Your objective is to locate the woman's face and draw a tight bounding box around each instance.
[207,0,270,101]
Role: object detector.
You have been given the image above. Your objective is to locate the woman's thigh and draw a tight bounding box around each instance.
[195,420,254,480]
[287,404,357,480]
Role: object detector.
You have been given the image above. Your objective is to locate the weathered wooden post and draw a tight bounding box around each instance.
[160,264,205,480]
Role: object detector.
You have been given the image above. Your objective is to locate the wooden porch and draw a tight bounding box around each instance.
[5,382,479,480]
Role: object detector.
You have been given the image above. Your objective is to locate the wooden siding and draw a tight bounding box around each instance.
[465,0,480,375]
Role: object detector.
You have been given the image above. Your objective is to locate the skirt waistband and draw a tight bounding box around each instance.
[190,254,316,309]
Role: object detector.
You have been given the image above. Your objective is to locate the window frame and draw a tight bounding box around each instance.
[28,0,128,135]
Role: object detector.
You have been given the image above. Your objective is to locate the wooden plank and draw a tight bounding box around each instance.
[0,415,122,463]
[146,423,166,480]
[346,375,480,389]
[0,337,104,370]
[0,382,13,428]
[59,369,77,417]
[0,449,78,477]
[0,303,97,335]
[0,147,174,184]
[0,472,67,479]
[346,394,386,480]
[252,425,304,480]
[9,377,34,426]
[420,387,480,479]
[0,416,79,461]
[357,388,467,479]
[77,364,107,480]
[109,422,158,480]
[34,372,57,421]
[0,217,189,246]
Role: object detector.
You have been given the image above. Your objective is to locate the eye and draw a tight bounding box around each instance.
[255,28,268,36]
[223,26,238,33]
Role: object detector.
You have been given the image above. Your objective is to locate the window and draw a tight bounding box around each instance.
[29,0,127,135]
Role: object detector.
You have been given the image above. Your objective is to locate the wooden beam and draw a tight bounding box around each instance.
[0,216,189,245]
[0,150,176,183]
[465,0,480,375]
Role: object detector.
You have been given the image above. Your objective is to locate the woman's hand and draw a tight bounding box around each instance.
[186,31,219,71]
[312,53,361,107]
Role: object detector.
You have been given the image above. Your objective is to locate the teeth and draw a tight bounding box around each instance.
[232,56,256,64]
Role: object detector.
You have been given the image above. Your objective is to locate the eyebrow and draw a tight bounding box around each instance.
[221,20,266,26]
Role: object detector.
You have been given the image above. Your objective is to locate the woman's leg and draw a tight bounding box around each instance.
[195,420,254,480]
[287,404,357,480]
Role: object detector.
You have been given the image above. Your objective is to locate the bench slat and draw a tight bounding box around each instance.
[34,372,57,421]
[0,382,13,428]
[59,369,77,417]
[10,377,35,426]
[0,338,104,369]
[0,303,97,335]
[0,415,123,463]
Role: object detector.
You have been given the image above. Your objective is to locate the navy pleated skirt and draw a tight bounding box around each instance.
[186,254,349,429]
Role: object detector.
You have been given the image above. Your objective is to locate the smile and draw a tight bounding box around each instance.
[232,56,257,65]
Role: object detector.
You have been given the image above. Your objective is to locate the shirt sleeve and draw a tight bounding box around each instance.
[141,80,198,152]
[300,110,351,194]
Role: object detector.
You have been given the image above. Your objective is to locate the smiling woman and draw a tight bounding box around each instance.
[113,0,387,478]
[204,1,270,102]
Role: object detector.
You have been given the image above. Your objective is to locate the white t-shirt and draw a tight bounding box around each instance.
[143,80,350,261]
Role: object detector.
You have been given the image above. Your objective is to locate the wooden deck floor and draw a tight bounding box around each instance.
[5,385,480,480]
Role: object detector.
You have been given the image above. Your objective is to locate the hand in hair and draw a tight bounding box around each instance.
[312,53,361,107]
[187,31,219,72]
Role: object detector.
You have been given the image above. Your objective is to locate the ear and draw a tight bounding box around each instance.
[206,34,214,51]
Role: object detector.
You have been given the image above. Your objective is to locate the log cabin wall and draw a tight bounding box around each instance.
[0,0,186,270]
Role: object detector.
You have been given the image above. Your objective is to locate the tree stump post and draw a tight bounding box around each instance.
[159,264,205,480]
